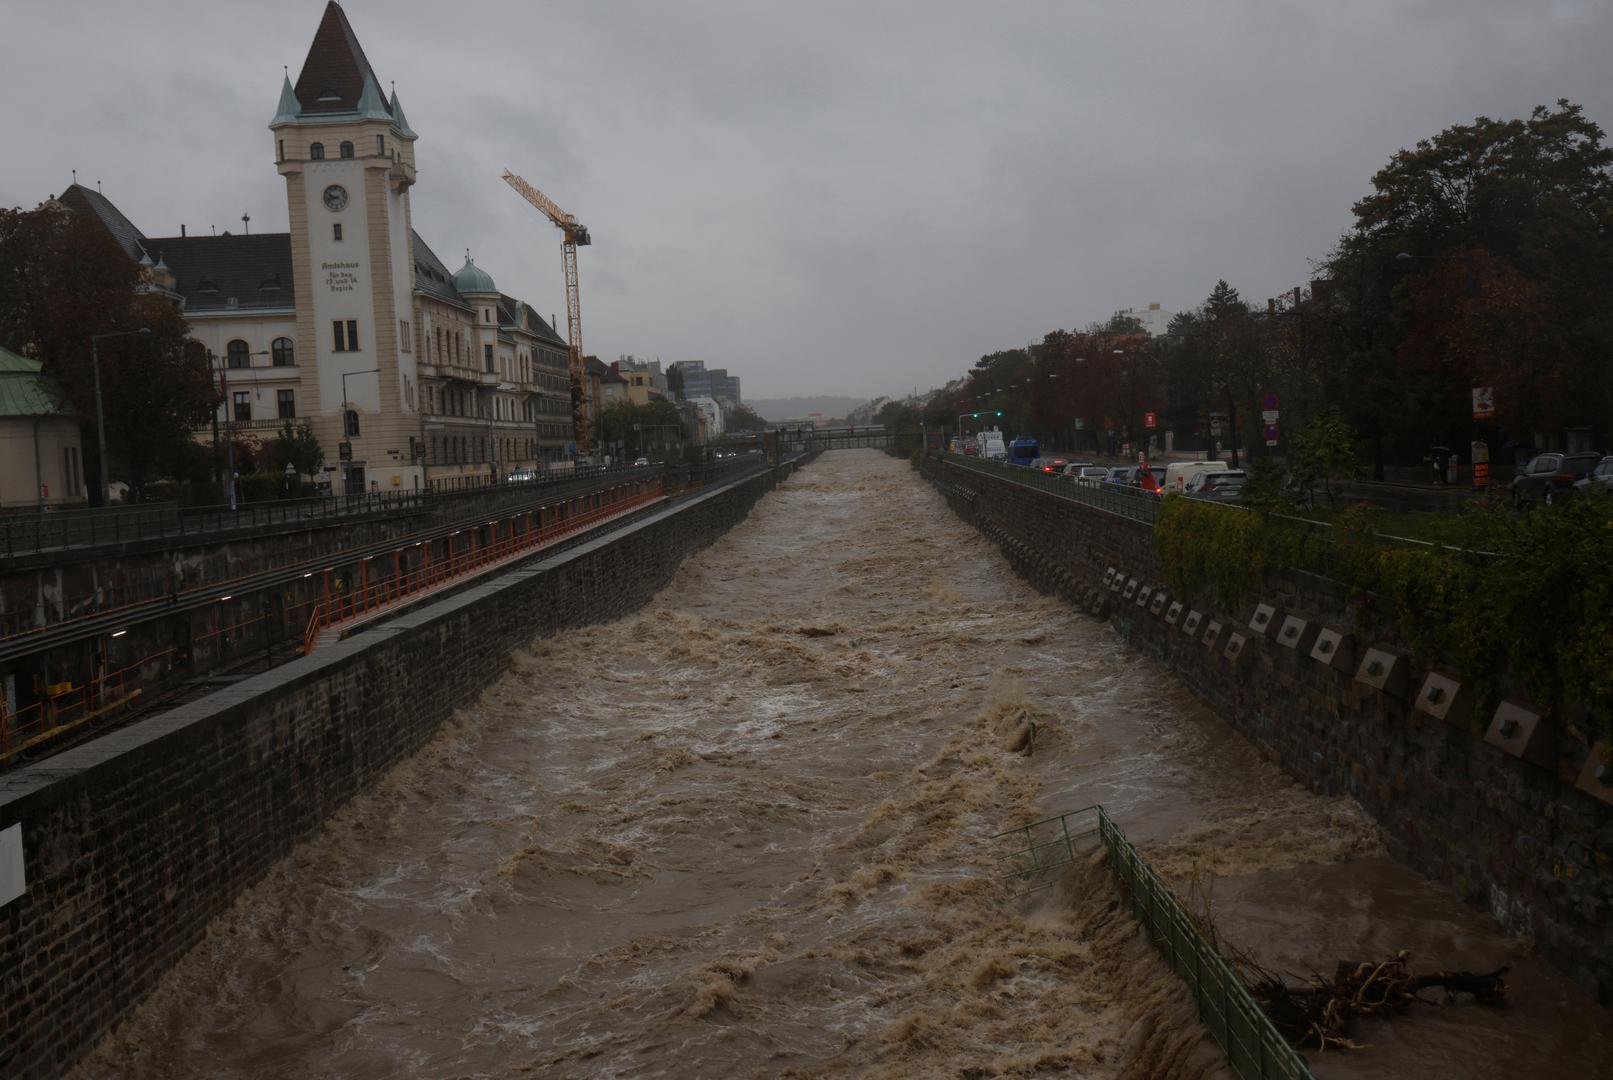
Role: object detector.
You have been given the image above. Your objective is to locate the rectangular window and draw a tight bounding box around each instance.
[277,389,296,418]
[347,320,359,351]
[233,391,251,422]
[377,135,386,155]
[435,327,443,360]
[484,343,494,372]
[333,223,343,242]
[333,321,346,352]
[399,320,411,352]
[278,139,285,163]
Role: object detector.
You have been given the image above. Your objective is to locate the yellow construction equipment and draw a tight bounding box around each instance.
[501,169,593,454]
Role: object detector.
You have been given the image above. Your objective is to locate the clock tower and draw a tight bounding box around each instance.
[270,1,423,493]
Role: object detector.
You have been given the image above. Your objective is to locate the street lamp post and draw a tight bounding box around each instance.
[90,327,152,505]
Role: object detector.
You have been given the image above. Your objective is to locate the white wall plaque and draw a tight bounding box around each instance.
[0,823,23,907]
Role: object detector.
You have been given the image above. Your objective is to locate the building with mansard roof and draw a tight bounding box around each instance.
[55,1,581,495]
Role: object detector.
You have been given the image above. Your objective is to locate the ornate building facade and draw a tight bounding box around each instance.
[58,1,580,494]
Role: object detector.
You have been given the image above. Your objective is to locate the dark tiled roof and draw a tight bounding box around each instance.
[412,231,468,309]
[497,293,567,347]
[140,234,295,311]
[293,2,391,116]
[585,355,626,383]
[57,184,147,262]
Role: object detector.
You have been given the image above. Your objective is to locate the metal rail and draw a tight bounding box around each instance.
[942,452,1161,523]
[0,464,659,560]
[0,471,663,664]
[301,487,666,652]
[995,805,1316,1080]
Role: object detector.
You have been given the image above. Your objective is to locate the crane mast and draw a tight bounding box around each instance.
[501,169,593,455]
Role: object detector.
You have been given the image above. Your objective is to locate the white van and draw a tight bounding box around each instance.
[1163,460,1230,494]
[978,430,1006,461]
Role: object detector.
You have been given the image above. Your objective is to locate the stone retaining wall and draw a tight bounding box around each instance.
[922,453,1613,1005]
[0,457,809,1079]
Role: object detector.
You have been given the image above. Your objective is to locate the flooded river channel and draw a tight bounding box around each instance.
[77,451,1612,1079]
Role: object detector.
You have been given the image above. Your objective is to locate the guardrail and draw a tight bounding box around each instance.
[0,491,431,559]
[0,647,179,763]
[301,484,668,653]
[996,805,1316,1080]
[941,452,1162,524]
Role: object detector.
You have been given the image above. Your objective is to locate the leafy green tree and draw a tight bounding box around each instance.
[1290,412,1358,507]
[666,364,685,400]
[266,420,325,478]
[723,402,767,432]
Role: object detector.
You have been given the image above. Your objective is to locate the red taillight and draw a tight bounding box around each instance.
[1555,473,1574,482]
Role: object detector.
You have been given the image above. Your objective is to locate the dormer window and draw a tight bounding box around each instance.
[198,276,218,293]
[318,88,340,102]
[339,141,355,159]
[309,142,325,160]
[260,273,281,292]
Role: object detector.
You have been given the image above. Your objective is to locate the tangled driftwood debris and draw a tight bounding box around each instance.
[1241,950,1509,1051]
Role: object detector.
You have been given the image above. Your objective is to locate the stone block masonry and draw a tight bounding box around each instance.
[920,453,1613,1006]
[0,456,812,1079]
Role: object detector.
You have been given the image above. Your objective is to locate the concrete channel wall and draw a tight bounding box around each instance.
[921,453,1613,1005]
[0,456,810,1079]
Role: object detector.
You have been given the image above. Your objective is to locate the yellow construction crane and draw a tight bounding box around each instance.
[501,169,593,454]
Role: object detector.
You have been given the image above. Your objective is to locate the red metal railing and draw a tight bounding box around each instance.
[301,484,666,654]
[0,647,178,762]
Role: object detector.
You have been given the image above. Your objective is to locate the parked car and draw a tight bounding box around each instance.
[1572,455,1613,497]
[1187,469,1247,501]
[506,468,537,483]
[1029,456,1068,474]
[1511,452,1601,506]
[1058,461,1097,478]
[633,456,651,467]
[1163,460,1230,494]
[1063,465,1109,485]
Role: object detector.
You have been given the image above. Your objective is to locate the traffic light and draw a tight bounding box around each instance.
[972,412,980,418]
[995,410,1003,417]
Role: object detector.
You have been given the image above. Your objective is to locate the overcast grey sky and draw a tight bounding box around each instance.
[3,0,1611,400]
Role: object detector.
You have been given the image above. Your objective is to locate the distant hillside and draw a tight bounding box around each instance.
[749,396,868,422]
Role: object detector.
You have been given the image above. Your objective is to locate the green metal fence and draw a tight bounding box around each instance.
[940,452,1161,524]
[995,806,1316,1080]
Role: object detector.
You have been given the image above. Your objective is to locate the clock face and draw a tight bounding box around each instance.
[322,185,349,211]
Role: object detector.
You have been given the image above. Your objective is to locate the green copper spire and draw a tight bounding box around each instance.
[355,70,391,123]
[390,88,417,140]
[269,73,300,129]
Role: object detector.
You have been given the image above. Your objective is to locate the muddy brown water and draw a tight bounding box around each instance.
[73,450,1612,1079]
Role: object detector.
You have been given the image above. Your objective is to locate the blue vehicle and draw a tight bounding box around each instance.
[1008,436,1041,466]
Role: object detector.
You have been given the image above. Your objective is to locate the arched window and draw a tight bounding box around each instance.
[309,142,325,160]
[339,141,354,159]
[271,337,295,367]
[226,339,250,369]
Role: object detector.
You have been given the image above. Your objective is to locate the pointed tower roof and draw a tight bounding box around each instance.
[355,70,392,123]
[292,1,391,117]
[270,74,300,129]
[390,89,417,140]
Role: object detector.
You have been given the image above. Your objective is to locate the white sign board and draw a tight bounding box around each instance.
[1261,410,1280,424]
[1472,386,1495,419]
[0,823,23,907]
